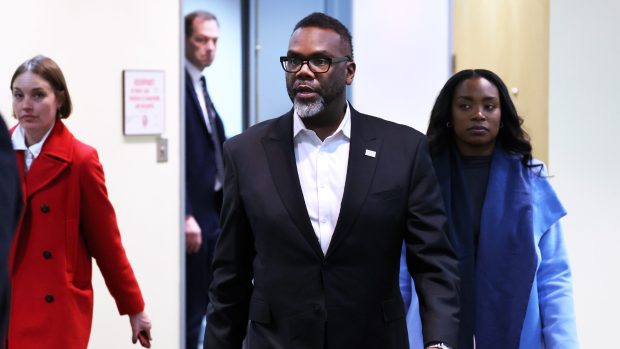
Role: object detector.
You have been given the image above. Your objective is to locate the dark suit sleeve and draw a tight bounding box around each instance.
[0,118,21,344]
[204,143,255,349]
[186,188,193,216]
[405,137,460,347]
[0,118,20,233]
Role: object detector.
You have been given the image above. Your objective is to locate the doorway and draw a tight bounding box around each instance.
[453,0,550,163]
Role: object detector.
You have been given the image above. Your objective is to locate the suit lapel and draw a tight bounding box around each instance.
[25,121,73,198]
[261,112,324,260]
[186,70,210,133]
[186,69,225,145]
[326,108,381,258]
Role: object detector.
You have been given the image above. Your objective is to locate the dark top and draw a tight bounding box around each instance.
[0,118,21,344]
[461,155,491,255]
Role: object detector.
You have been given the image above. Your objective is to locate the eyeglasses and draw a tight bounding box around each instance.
[280,55,351,73]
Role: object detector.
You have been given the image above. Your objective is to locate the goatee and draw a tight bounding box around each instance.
[294,97,326,118]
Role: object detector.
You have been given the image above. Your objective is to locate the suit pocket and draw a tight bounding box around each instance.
[369,187,403,201]
[65,218,91,289]
[287,307,325,349]
[249,299,271,324]
[381,298,405,323]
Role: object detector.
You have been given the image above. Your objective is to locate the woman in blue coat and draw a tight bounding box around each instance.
[400,69,578,349]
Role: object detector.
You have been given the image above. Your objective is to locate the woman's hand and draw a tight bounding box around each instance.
[129,311,152,347]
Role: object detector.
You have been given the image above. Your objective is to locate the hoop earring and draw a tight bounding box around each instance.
[500,122,504,128]
[57,108,63,118]
[446,121,452,128]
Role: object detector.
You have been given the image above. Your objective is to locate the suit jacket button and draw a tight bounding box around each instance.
[40,204,50,213]
[43,251,52,259]
[45,294,54,303]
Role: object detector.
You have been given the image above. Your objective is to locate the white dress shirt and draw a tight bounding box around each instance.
[11,121,55,172]
[294,104,351,254]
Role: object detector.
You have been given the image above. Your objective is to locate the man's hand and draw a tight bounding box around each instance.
[185,215,202,254]
[129,311,152,348]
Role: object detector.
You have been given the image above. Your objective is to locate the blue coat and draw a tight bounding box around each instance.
[400,150,579,349]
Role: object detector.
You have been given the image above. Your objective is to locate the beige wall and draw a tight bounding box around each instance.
[453,0,550,164]
[549,0,620,346]
[0,1,182,348]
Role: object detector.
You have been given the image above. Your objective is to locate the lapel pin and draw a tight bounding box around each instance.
[365,149,376,158]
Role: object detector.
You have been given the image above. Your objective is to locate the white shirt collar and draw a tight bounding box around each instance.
[185,59,204,84]
[293,102,351,140]
[11,120,56,158]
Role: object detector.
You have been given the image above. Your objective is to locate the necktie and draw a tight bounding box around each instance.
[200,76,225,187]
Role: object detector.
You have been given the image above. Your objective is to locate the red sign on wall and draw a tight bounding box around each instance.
[123,70,165,135]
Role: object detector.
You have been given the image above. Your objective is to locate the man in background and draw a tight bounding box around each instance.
[184,10,227,349]
[0,113,21,348]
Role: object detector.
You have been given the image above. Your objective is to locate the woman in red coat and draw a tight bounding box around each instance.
[7,55,152,348]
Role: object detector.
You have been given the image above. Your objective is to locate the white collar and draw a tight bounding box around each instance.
[185,59,204,84]
[293,102,351,140]
[12,120,56,158]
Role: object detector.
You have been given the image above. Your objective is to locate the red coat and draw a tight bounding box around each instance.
[8,121,145,349]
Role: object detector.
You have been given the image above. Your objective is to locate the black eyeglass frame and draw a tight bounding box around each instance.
[279,55,352,73]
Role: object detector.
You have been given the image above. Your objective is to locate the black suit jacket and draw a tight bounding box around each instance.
[185,70,226,236]
[0,118,21,346]
[205,107,460,349]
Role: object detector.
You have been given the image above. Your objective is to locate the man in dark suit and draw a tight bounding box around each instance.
[0,114,21,347]
[184,10,227,349]
[205,13,459,349]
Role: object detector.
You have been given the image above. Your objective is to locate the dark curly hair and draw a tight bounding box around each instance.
[427,69,534,167]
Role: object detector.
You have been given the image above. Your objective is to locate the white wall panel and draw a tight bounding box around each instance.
[549,0,620,346]
[0,0,181,347]
[352,0,451,131]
